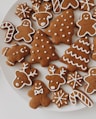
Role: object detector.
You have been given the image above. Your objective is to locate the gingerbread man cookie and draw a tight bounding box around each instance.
[14,19,35,43]
[28,80,51,109]
[61,0,79,10]
[76,12,96,37]
[13,62,38,89]
[84,67,96,94]
[2,44,30,66]
[52,88,69,108]
[91,37,96,61]
[46,64,67,91]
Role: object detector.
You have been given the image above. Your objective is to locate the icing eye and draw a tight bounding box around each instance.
[24,47,26,49]
[38,18,41,20]
[17,77,19,80]
[50,80,53,83]
[56,82,59,84]
[39,83,41,85]
[35,83,37,86]
[43,18,46,20]
[21,81,24,83]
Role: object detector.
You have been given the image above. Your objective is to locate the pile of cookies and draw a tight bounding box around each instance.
[1,0,96,109]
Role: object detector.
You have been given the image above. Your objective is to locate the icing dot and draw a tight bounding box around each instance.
[42,45,45,48]
[71,22,74,25]
[62,34,65,38]
[54,24,57,27]
[37,31,40,34]
[41,39,44,42]
[64,19,67,21]
[24,47,26,49]
[66,26,69,29]
[32,59,35,61]
[69,15,72,18]
[16,51,19,54]
[36,37,38,40]
[39,18,41,20]
[41,34,43,36]
[47,57,50,60]
[61,23,64,26]
[44,51,47,54]
[32,51,34,53]
[67,39,69,42]
[60,29,63,32]
[61,15,64,17]
[54,33,57,36]
[35,44,38,47]
[68,32,71,35]
[49,46,52,49]
[48,30,51,32]
[56,19,59,22]
[66,11,69,14]
[38,57,41,60]
[25,50,28,52]
[37,50,40,53]
[13,53,15,55]
[52,53,55,56]
[46,41,49,44]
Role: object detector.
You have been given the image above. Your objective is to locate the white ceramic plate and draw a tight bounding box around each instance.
[0,0,96,112]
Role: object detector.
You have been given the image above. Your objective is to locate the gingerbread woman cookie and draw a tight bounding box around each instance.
[14,19,35,43]
[2,43,30,66]
[52,88,69,108]
[61,0,79,10]
[76,12,96,37]
[84,67,96,94]
[46,64,67,91]
[13,62,38,89]
[28,80,51,109]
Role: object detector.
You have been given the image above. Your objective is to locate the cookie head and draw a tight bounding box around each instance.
[22,19,31,27]
[13,71,31,88]
[82,13,91,20]
[89,68,96,75]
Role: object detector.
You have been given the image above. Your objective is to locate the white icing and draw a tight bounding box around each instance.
[18,57,24,62]
[79,39,90,46]
[52,0,61,14]
[7,60,15,66]
[34,88,43,95]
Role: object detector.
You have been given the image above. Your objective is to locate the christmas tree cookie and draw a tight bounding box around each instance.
[30,30,59,67]
[60,37,91,72]
[44,9,74,45]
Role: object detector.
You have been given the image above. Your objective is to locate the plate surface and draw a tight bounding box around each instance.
[0,0,96,112]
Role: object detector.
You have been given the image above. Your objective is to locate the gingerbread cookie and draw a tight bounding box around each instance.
[61,0,79,10]
[14,19,35,43]
[84,67,96,94]
[76,12,96,37]
[60,37,90,72]
[46,64,67,91]
[15,3,32,20]
[52,88,69,108]
[0,21,15,43]
[28,80,51,109]
[13,62,38,89]
[32,3,52,28]
[2,44,30,66]
[69,89,93,108]
[67,71,83,89]
[91,37,96,60]
[30,30,59,67]
[52,0,61,14]
[45,9,74,45]
[80,0,95,11]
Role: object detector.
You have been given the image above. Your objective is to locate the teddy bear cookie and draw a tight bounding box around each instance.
[14,19,35,43]
[15,3,32,20]
[13,62,38,89]
[69,89,93,108]
[0,21,15,43]
[79,0,95,11]
[2,43,30,66]
[76,12,96,37]
[28,80,51,109]
[30,30,59,67]
[45,9,74,45]
[84,67,96,94]
[60,37,90,72]
[67,71,83,89]
[46,64,67,91]
[52,88,69,108]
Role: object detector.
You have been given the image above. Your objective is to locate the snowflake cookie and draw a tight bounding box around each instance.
[67,71,83,89]
[15,3,32,20]
[52,88,69,108]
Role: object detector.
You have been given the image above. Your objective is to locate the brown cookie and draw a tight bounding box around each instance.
[14,19,35,43]
[28,80,51,109]
[2,43,30,66]
[45,9,74,45]
[46,64,67,91]
[15,3,32,20]
[91,37,96,60]
[52,88,69,108]
[30,30,59,67]
[13,62,38,89]
[67,71,83,89]
[84,67,96,94]
[69,89,93,108]
[60,37,90,72]
[0,21,15,43]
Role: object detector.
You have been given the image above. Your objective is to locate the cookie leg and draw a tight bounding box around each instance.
[41,96,51,107]
[14,33,22,41]
[88,29,95,36]
[29,99,40,109]
[86,86,94,94]
[78,29,85,37]
[71,0,78,7]
[67,64,77,72]
[61,0,69,9]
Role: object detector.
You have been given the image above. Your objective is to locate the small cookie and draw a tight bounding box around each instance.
[93,7,96,18]
[67,71,83,89]
[28,80,51,109]
[30,30,59,67]
[0,21,15,43]
[46,64,67,91]
[52,88,69,108]
[60,37,90,72]
[76,12,96,37]
[13,62,38,89]
[32,3,52,28]
[80,0,95,11]
[84,67,96,94]
[45,9,74,45]
[52,0,61,14]
[14,19,35,43]
[15,3,32,20]
[69,89,93,108]
[61,0,79,10]
[2,43,30,66]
